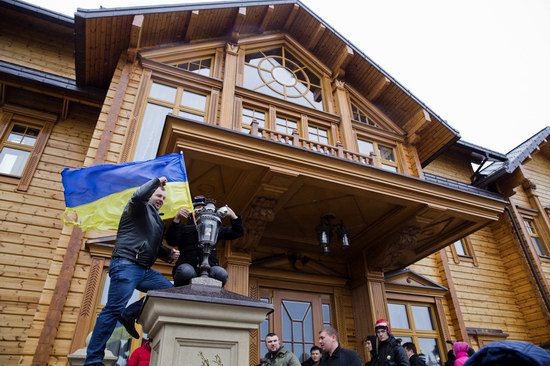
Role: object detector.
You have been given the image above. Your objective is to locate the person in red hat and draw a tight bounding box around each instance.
[366,319,409,366]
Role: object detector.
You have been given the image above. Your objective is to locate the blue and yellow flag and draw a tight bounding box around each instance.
[61,153,192,231]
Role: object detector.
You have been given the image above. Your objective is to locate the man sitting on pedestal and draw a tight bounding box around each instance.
[166,196,244,286]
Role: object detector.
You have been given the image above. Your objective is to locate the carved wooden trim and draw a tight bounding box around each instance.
[333,287,348,345]
[70,256,106,352]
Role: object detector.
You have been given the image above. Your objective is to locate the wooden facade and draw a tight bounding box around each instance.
[0,1,549,365]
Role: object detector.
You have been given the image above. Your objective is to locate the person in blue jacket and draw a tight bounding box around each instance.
[464,340,550,366]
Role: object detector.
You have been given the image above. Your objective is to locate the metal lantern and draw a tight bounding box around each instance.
[195,202,227,277]
[316,214,334,255]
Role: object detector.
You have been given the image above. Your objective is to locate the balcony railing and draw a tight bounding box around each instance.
[249,119,377,167]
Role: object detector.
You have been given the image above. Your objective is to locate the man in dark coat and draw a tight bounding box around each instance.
[318,326,362,366]
[402,342,426,366]
[84,177,179,366]
[166,195,243,286]
[366,319,409,366]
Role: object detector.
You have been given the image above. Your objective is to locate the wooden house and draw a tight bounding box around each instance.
[0,1,548,365]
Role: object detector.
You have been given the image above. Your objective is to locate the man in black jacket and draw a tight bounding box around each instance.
[318,327,362,366]
[166,195,244,286]
[84,177,179,366]
[366,319,409,366]
[402,342,426,366]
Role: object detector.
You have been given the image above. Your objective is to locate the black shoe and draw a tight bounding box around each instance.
[118,314,139,339]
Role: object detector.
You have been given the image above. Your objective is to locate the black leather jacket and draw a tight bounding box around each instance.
[166,215,244,274]
[112,178,172,267]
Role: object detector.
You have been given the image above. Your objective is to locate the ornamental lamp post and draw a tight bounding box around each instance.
[195,202,228,277]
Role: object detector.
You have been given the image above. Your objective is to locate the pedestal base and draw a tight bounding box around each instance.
[139,284,272,366]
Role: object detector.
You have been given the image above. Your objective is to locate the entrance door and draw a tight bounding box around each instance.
[259,289,332,363]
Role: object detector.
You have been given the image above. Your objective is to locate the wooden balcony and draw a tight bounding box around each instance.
[249,120,377,167]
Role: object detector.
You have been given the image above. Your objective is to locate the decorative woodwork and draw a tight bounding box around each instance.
[127,15,144,63]
[366,76,390,102]
[70,256,105,352]
[230,7,246,43]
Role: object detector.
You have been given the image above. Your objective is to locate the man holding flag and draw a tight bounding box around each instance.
[84,176,179,365]
[62,153,192,366]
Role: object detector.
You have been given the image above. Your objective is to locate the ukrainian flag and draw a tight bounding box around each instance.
[61,153,192,231]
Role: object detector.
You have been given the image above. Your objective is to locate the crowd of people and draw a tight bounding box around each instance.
[82,176,550,366]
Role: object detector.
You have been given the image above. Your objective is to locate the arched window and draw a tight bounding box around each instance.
[243,46,324,111]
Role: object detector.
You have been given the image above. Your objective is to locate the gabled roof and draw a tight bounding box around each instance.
[474,126,550,187]
[73,0,459,164]
[1,0,73,26]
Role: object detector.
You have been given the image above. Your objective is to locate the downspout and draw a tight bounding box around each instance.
[504,205,550,313]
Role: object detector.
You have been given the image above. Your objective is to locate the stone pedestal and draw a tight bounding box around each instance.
[138,284,273,366]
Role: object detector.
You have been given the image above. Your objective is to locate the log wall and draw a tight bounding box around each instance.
[0,105,96,366]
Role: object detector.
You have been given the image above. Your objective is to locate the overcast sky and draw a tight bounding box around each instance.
[26,0,550,154]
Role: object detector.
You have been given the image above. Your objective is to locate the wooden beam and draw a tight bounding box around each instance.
[127,15,144,63]
[367,75,391,101]
[307,23,326,50]
[184,10,199,43]
[438,248,471,342]
[31,229,84,366]
[332,45,354,79]
[283,4,299,31]
[404,108,431,145]
[259,5,274,34]
[230,7,246,43]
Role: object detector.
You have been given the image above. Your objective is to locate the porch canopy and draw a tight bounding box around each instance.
[159,115,505,272]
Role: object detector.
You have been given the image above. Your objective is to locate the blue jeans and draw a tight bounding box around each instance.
[84,257,172,365]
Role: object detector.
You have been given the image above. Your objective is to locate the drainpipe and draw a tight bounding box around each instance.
[504,205,550,313]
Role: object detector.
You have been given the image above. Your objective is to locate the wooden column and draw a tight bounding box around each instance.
[333,80,356,151]
[223,242,251,296]
[219,43,240,129]
[351,251,387,360]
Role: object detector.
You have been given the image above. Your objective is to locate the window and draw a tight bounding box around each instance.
[174,57,212,77]
[276,116,299,136]
[0,123,40,177]
[134,82,209,161]
[243,46,324,111]
[449,237,478,265]
[357,138,399,172]
[351,103,378,127]
[453,240,469,256]
[308,125,329,145]
[241,106,266,134]
[0,109,54,190]
[524,219,549,256]
[388,302,443,366]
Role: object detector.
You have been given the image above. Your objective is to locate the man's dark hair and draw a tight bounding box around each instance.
[403,342,417,354]
[310,345,321,353]
[265,332,278,339]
